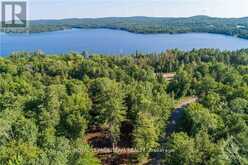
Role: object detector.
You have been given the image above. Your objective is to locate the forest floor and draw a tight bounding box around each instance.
[85,126,138,165]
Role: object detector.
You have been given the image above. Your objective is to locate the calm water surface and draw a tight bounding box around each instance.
[1,28,248,56]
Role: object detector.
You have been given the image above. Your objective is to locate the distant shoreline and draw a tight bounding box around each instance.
[2,27,248,41]
[1,15,248,39]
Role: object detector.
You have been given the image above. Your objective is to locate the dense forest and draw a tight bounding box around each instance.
[2,16,248,39]
[0,49,248,165]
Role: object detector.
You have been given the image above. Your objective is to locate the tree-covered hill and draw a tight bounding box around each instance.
[0,49,248,164]
[2,16,248,39]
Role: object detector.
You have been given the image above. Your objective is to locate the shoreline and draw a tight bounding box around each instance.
[1,27,248,40]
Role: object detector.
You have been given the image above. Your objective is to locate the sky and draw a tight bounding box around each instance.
[15,0,248,19]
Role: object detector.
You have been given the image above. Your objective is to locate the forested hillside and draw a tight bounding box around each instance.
[0,49,248,164]
[2,16,248,39]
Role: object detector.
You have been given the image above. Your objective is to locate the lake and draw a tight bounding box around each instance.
[1,28,248,56]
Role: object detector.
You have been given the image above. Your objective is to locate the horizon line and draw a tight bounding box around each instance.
[29,15,248,21]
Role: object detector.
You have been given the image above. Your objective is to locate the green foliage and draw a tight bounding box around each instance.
[184,103,224,135]
[168,69,192,98]
[89,78,126,145]
[60,82,92,139]
[201,92,222,111]
[69,142,101,165]
[163,131,231,165]
[133,112,160,160]
[163,132,201,165]
[229,98,248,114]
[0,49,247,164]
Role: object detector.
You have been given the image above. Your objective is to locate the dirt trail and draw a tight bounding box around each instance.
[175,96,198,109]
[149,96,198,165]
[166,96,198,136]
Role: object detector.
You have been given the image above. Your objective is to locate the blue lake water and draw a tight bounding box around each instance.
[1,28,248,56]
